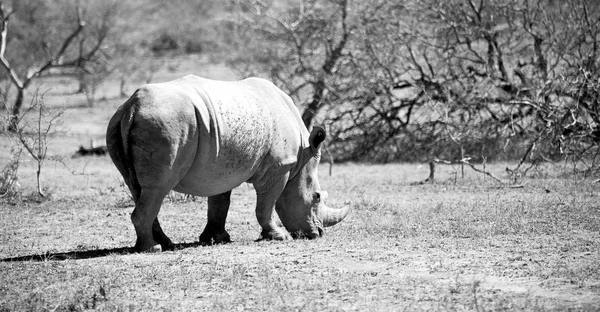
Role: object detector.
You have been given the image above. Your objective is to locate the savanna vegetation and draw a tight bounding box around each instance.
[1,0,599,165]
[0,0,599,311]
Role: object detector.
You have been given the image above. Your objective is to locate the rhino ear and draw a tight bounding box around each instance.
[309,126,327,149]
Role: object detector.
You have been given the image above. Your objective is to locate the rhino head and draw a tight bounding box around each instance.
[275,127,350,238]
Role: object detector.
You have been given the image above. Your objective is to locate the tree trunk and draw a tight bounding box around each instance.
[119,78,128,98]
[36,163,45,197]
[301,98,319,128]
[301,81,326,128]
[7,87,23,132]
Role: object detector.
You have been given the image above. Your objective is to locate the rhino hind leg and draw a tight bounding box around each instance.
[132,188,170,252]
[152,218,175,251]
[200,191,232,245]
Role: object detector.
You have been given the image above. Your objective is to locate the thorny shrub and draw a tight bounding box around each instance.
[0,144,22,202]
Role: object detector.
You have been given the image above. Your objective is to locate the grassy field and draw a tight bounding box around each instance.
[1,67,600,311]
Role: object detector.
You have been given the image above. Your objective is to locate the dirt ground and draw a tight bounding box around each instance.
[1,156,599,311]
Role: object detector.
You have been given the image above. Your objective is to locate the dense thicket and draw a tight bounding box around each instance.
[227,0,600,172]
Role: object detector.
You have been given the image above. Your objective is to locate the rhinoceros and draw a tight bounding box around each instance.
[106,75,350,252]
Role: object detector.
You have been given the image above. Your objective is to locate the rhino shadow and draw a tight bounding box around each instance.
[0,242,203,262]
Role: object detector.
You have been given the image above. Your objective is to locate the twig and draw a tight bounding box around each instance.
[51,156,90,177]
[323,143,334,176]
[510,134,542,173]
[461,160,503,183]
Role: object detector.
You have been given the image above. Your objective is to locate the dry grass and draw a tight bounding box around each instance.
[1,155,599,311]
[1,67,599,311]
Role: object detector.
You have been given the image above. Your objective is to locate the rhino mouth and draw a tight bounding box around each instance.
[289,228,322,239]
[287,204,350,239]
[276,190,350,239]
[286,217,325,239]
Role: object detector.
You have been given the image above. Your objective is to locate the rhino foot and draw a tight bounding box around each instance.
[152,233,174,251]
[260,228,293,241]
[159,241,175,251]
[199,230,231,246]
[134,241,163,253]
[152,218,174,251]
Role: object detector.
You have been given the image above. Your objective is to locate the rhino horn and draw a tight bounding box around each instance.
[318,205,350,227]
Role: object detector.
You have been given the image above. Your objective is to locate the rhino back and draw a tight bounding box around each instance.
[168,76,306,196]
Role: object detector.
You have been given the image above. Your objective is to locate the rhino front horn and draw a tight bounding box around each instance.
[319,205,350,227]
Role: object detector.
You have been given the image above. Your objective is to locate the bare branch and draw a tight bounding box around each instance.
[27,7,86,81]
[0,2,23,89]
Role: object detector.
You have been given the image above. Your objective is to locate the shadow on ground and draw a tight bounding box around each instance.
[0,242,203,262]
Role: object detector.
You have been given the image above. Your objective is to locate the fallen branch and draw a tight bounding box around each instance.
[413,157,520,187]
[489,184,525,189]
[460,160,504,183]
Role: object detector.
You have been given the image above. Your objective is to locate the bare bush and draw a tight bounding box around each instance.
[229,0,600,173]
[11,91,65,197]
[0,143,21,200]
[0,1,113,130]
[227,0,353,127]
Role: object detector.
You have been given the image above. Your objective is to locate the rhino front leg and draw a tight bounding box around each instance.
[255,174,293,241]
[200,191,232,245]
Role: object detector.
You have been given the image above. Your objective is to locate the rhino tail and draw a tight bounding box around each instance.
[106,95,142,202]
